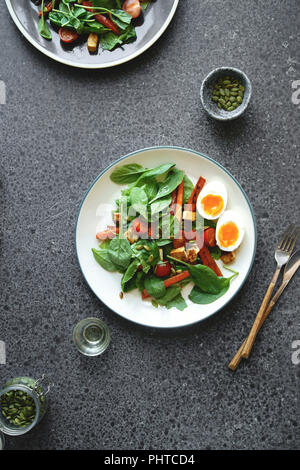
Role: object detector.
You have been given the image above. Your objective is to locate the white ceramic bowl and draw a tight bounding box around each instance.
[75,146,257,328]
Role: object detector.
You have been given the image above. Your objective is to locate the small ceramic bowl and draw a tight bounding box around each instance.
[200,67,252,121]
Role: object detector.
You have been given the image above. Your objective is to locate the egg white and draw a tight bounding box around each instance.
[196,181,227,220]
[216,210,245,251]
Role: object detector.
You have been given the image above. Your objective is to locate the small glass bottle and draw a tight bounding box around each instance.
[73,317,110,356]
[0,375,52,436]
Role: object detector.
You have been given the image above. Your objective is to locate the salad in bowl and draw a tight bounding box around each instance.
[91,162,245,311]
[36,0,151,52]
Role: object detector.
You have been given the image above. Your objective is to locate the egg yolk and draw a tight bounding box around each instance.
[201,194,224,217]
[218,221,239,248]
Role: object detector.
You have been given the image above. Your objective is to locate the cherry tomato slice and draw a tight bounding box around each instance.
[204,227,216,247]
[155,261,171,278]
[123,0,141,19]
[59,28,79,43]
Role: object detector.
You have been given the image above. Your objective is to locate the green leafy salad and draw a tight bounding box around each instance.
[36,0,151,52]
[92,162,240,311]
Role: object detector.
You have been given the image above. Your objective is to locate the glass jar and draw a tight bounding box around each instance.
[0,431,5,450]
[0,375,52,436]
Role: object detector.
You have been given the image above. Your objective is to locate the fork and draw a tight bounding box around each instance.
[229,249,300,370]
[241,224,300,359]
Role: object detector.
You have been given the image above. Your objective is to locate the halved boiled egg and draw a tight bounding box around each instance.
[216,210,244,252]
[196,181,227,220]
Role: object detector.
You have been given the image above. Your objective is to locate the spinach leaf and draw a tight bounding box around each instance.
[92,0,118,7]
[122,275,137,292]
[141,1,151,10]
[108,238,132,270]
[136,271,145,292]
[130,187,148,219]
[48,12,68,27]
[150,169,184,203]
[189,285,229,305]
[139,180,157,201]
[157,286,182,306]
[121,258,140,291]
[99,239,111,250]
[167,256,230,294]
[101,25,136,51]
[109,9,132,27]
[150,195,172,214]
[166,293,187,311]
[204,219,217,229]
[136,163,175,185]
[209,246,222,260]
[144,276,166,299]
[82,22,109,34]
[38,0,52,39]
[110,164,146,184]
[188,264,229,294]
[183,175,194,204]
[73,6,90,18]
[92,248,118,272]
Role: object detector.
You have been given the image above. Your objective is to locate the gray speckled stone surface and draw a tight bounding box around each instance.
[0,0,300,450]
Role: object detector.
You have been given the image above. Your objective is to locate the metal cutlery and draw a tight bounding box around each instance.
[241,224,300,359]
[229,249,300,370]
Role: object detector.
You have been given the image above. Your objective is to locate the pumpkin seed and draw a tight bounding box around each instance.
[1,390,36,427]
[212,75,244,112]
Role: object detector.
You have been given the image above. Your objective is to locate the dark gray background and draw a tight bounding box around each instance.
[1,0,300,450]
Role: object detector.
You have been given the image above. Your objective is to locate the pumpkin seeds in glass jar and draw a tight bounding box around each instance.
[0,390,36,427]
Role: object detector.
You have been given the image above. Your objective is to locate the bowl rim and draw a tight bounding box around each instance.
[200,67,252,121]
[75,145,257,329]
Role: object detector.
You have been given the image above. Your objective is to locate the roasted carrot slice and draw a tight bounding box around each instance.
[175,178,184,222]
[164,270,190,287]
[192,177,206,211]
[187,176,206,205]
[199,245,222,277]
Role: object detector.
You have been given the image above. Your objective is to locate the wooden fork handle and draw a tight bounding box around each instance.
[229,296,277,370]
[241,266,281,359]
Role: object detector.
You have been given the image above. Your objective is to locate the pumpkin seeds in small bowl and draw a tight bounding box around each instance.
[200,67,252,121]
